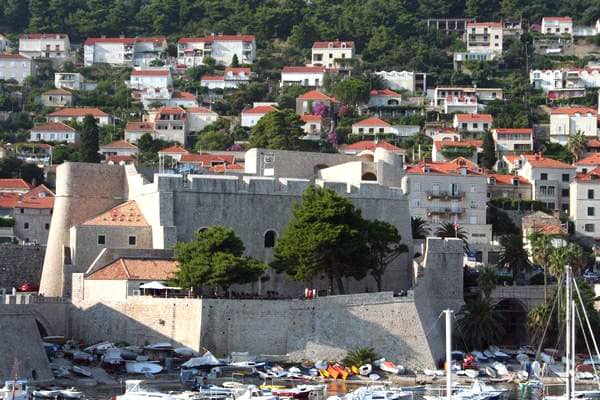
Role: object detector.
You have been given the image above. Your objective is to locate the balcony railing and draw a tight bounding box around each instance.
[426,207,465,216]
[426,191,464,200]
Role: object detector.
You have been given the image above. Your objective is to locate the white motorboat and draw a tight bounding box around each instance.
[359,364,372,376]
[32,388,60,398]
[59,388,84,399]
[344,386,412,400]
[0,380,30,400]
[490,362,508,377]
[116,380,187,400]
[71,366,92,378]
[102,348,124,368]
[126,362,163,375]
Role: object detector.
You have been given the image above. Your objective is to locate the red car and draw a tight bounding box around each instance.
[18,283,39,292]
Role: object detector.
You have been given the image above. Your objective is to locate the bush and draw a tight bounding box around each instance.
[0,217,14,227]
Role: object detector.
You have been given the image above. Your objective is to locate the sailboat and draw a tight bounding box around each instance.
[544,266,600,400]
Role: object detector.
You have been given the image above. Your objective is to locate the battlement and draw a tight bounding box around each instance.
[143,173,404,199]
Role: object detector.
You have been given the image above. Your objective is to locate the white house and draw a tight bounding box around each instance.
[351,117,395,136]
[311,40,354,69]
[47,107,112,126]
[55,72,84,91]
[0,54,35,84]
[299,114,322,140]
[575,153,600,173]
[466,22,503,54]
[141,89,197,110]
[453,114,493,133]
[280,66,325,87]
[124,121,155,143]
[99,140,139,158]
[492,128,533,153]
[565,68,600,88]
[241,105,277,128]
[0,34,9,52]
[150,106,189,145]
[129,68,172,90]
[29,122,78,143]
[432,139,482,163]
[84,37,167,67]
[177,34,257,67]
[374,71,427,93]
[368,89,403,108]
[187,106,219,132]
[433,87,502,110]
[530,69,565,91]
[549,107,597,145]
[444,95,478,114]
[518,153,576,212]
[200,67,251,90]
[570,168,600,240]
[541,17,573,35]
[19,33,70,58]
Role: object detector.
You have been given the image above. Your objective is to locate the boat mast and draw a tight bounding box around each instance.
[571,296,576,400]
[444,309,453,400]
[565,265,571,400]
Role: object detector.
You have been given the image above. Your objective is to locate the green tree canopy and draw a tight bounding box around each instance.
[172,226,267,294]
[457,299,505,349]
[365,219,408,291]
[249,109,303,150]
[498,234,532,279]
[273,186,373,294]
[195,131,234,151]
[434,222,469,251]
[480,130,497,170]
[411,216,430,239]
[333,77,370,108]
[79,115,101,163]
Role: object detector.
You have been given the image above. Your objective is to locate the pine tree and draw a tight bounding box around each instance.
[231,54,240,67]
[79,115,101,163]
[480,130,497,170]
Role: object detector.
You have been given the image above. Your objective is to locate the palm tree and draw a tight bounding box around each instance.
[498,234,532,279]
[566,130,586,162]
[529,233,554,302]
[411,216,430,239]
[456,299,505,349]
[434,222,469,251]
[549,242,586,279]
[342,347,379,366]
[477,266,498,299]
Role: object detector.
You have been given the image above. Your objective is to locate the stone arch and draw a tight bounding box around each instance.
[264,230,278,248]
[361,172,377,181]
[494,298,528,346]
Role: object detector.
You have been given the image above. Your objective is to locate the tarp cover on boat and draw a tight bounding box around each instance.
[182,351,221,368]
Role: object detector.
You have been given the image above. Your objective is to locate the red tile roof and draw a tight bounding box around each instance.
[159,145,189,154]
[487,173,529,186]
[20,33,68,39]
[84,37,166,45]
[242,105,277,114]
[282,66,325,73]
[125,122,155,132]
[534,223,564,235]
[434,139,482,150]
[188,106,217,114]
[467,22,502,28]
[82,200,149,227]
[0,54,30,60]
[494,128,533,135]
[180,153,235,165]
[209,163,245,173]
[586,139,600,148]
[0,179,31,191]
[100,140,138,149]
[406,157,482,175]
[131,69,169,77]
[543,17,573,22]
[171,91,196,99]
[156,106,186,115]
[48,107,108,117]
[455,113,493,123]
[201,75,225,81]
[370,88,400,97]
[352,117,391,127]
[300,115,322,123]
[178,34,255,43]
[86,258,179,281]
[31,122,75,132]
[0,193,19,208]
[550,107,596,116]
[576,153,600,166]
[225,67,251,75]
[43,88,72,96]
[106,155,135,164]
[341,140,401,152]
[313,40,354,49]
[297,90,334,101]
[15,185,54,209]
[576,167,600,182]
[523,154,574,169]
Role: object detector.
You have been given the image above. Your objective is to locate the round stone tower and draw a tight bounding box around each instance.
[39,162,125,297]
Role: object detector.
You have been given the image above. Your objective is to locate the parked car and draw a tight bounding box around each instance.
[17,282,39,292]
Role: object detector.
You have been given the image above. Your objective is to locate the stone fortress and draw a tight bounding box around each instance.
[1,147,468,381]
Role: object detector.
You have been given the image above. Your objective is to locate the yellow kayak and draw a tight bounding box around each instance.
[351,366,359,375]
[320,369,330,378]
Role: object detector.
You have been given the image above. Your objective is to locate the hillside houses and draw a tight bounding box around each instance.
[177,34,257,67]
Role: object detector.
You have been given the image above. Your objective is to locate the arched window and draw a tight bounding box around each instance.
[361,172,377,181]
[264,230,277,248]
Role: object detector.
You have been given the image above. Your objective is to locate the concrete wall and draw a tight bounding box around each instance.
[490,284,550,311]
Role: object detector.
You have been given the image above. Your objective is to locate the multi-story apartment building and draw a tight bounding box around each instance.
[433,87,502,110]
[311,40,354,69]
[54,72,96,91]
[570,167,600,242]
[541,17,573,35]
[402,158,494,263]
[201,67,251,90]
[453,113,493,134]
[149,106,189,145]
[518,153,576,212]
[492,128,533,153]
[374,71,427,94]
[486,173,532,200]
[177,34,256,67]
[129,68,172,91]
[0,54,35,84]
[13,185,55,245]
[530,69,565,91]
[41,88,73,107]
[84,37,167,67]
[444,95,478,114]
[280,66,325,87]
[47,107,112,126]
[30,122,78,144]
[466,22,503,54]
[19,33,70,59]
[549,106,597,145]
[565,68,600,88]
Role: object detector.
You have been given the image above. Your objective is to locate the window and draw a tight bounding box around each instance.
[44,223,49,230]
[462,123,467,129]
[23,222,29,229]
[264,230,277,248]
[547,202,555,210]
[539,185,547,196]
[473,123,478,129]
[128,236,137,246]
[432,183,440,194]
[483,123,488,129]
[547,186,555,196]
[561,189,569,197]
[540,173,548,180]
[585,224,595,232]
[588,207,595,216]
[562,173,570,182]
[20,208,24,214]
[97,235,106,245]
[588,189,594,199]
[470,184,476,192]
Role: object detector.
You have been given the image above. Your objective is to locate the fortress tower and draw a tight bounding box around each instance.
[39,162,125,297]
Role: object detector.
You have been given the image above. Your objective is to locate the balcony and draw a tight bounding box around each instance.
[426,207,465,216]
[426,191,464,200]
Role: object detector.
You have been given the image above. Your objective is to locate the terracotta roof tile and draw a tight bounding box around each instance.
[225,67,251,75]
[0,193,19,208]
[282,66,325,73]
[467,22,503,28]
[178,34,255,43]
[15,185,54,209]
[106,155,135,164]
[187,106,217,115]
[85,37,166,45]
[209,163,245,172]
[543,16,573,22]
[100,140,138,149]
[31,122,75,132]
[48,107,108,117]
[312,40,354,49]
[242,105,277,114]
[586,139,600,148]
[82,200,149,227]
[159,145,189,154]
[352,117,391,127]
[406,157,482,175]
[0,179,31,191]
[131,69,170,77]
[171,91,196,99]
[300,114,322,123]
[370,88,400,97]
[434,139,482,151]
[487,173,530,185]
[43,88,72,96]
[180,153,235,165]
[494,128,533,135]
[341,140,401,152]
[87,258,179,281]
[455,113,493,123]
[550,107,596,116]
[576,153,600,166]
[523,154,574,169]
[297,90,334,101]
[126,122,154,132]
